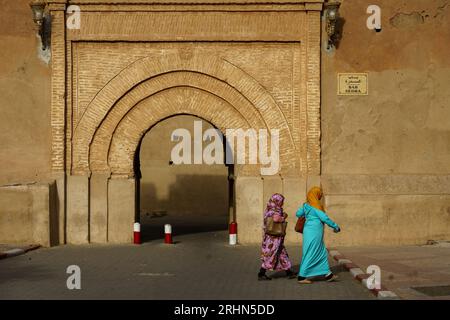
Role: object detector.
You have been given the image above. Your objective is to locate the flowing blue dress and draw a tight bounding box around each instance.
[296,203,340,278]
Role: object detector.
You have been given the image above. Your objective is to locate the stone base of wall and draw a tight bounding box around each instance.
[5,175,447,247]
[0,181,58,247]
[321,175,450,246]
[236,175,450,246]
[324,194,450,246]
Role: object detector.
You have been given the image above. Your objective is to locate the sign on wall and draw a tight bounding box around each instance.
[337,73,369,95]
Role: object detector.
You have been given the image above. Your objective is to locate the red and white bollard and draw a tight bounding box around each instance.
[164,224,173,244]
[133,222,141,244]
[229,221,237,245]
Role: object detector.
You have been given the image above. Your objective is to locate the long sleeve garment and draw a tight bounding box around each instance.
[260,212,292,271]
[296,203,340,278]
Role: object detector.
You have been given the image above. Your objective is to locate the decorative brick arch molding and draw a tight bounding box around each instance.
[46,0,324,245]
[72,55,299,177]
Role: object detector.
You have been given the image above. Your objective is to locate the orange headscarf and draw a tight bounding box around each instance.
[307,186,324,211]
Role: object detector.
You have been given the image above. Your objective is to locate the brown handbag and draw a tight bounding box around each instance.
[294,216,306,233]
[265,216,287,237]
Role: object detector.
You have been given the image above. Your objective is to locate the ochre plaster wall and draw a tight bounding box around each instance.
[322,0,450,245]
[0,0,51,186]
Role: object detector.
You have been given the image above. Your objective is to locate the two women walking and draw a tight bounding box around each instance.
[258,187,341,284]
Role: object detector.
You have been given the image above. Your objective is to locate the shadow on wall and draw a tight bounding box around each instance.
[139,173,229,242]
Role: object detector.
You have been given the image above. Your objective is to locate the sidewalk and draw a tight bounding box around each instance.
[337,241,450,300]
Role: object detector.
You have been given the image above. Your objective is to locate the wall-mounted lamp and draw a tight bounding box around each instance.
[30,0,50,50]
[324,0,341,51]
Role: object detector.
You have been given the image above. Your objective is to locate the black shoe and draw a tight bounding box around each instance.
[258,274,272,281]
[286,270,296,279]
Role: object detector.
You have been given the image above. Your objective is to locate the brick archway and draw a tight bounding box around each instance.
[88,72,268,177]
[71,54,299,177]
[52,1,325,245]
[108,86,258,177]
[67,53,303,244]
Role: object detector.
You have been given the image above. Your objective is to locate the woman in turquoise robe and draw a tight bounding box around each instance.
[296,187,341,284]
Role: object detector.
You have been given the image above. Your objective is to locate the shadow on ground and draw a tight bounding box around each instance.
[270,264,345,280]
[141,223,228,242]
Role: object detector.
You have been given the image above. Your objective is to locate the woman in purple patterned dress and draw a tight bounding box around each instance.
[258,193,295,280]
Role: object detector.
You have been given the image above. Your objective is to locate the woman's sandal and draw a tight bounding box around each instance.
[325,273,339,282]
[297,277,313,284]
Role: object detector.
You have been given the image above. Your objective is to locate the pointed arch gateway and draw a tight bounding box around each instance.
[68,54,299,243]
[72,54,298,176]
[53,1,324,245]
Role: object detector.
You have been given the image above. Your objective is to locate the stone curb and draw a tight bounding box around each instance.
[0,244,41,260]
[328,248,400,300]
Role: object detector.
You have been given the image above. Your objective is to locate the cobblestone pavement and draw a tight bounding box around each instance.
[0,231,375,300]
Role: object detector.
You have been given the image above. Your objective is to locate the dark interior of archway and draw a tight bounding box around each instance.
[134,114,234,243]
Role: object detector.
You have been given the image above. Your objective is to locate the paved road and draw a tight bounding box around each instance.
[0,231,374,300]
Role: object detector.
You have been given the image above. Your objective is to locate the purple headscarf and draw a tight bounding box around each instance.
[264,193,285,219]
